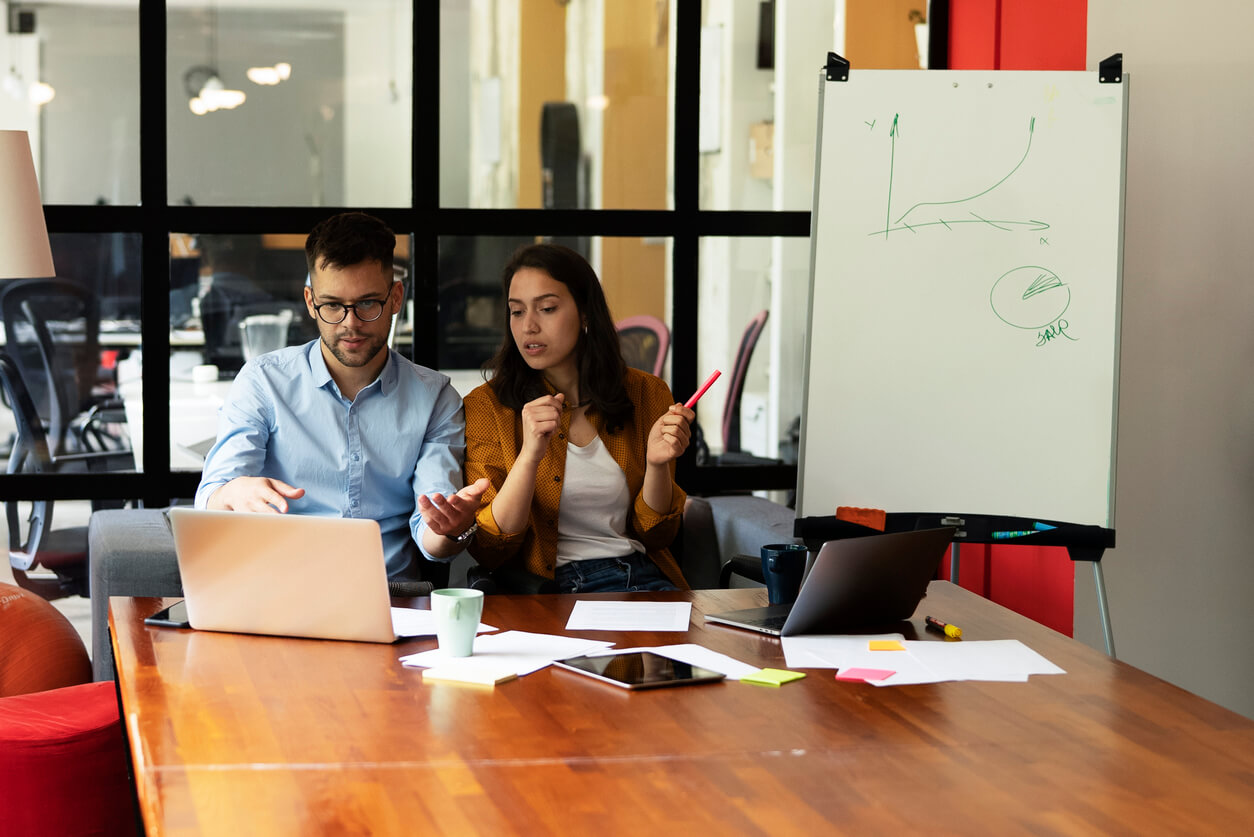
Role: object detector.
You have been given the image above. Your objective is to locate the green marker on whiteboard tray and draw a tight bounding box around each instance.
[991,522,1056,539]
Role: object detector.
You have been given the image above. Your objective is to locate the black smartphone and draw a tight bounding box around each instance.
[144,600,191,628]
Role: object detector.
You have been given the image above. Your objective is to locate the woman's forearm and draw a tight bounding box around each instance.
[641,461,673,514]
[487,455,542,534]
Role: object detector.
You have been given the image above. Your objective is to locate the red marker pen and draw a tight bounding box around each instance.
[684,370,721,409]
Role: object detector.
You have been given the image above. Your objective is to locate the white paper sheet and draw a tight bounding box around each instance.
[586,643,761,680]
[399,630,614,676]
[565,600,692,631]
[390,606,496,638]
[876,640,1066,686]
[781,634,908,670]
[781,634,1066,686]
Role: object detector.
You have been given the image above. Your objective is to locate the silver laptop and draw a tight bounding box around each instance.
[166,507,398,643]
[704,527,956,636]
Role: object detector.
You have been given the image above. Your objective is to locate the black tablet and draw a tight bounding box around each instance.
[553,652,726,690]
[144,600,191,629]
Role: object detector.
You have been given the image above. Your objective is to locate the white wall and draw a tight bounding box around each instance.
[1079,0,1254,719]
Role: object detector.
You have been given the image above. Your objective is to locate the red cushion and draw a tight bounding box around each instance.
[0,681,135,836]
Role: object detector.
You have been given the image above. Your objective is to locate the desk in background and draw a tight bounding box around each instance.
[115,352,230,472]
[110,584,1254,834]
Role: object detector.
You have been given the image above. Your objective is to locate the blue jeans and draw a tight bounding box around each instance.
[555,553,677,594]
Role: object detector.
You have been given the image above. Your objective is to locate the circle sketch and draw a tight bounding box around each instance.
[990,265,1070,329]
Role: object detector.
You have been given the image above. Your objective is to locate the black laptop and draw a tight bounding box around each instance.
[704,527,955,636]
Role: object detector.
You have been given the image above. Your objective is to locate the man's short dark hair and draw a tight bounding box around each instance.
[304,212,396,275]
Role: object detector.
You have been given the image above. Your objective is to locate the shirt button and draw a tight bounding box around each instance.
[553,475,561,482]
[558,433,565,439]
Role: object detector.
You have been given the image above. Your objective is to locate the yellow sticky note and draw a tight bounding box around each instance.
[868,640,906,651]
[741,668,806,687]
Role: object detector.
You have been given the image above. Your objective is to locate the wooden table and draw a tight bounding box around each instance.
[111,583,1254,835]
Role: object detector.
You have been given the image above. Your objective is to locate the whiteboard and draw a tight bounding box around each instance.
[798,69,1127,528]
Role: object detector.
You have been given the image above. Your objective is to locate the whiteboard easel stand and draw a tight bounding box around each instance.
[797,53,1126,659]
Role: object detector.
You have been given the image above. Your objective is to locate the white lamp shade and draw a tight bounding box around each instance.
[0,130,56,279]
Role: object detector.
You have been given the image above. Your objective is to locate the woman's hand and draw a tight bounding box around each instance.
[519,392,565,463]
[646,403,694,466]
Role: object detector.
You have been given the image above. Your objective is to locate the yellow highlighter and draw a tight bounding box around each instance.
[925,615,962,639]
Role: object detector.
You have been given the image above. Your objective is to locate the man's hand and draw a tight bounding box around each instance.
[418,477,490,541]
[207,477,305,513]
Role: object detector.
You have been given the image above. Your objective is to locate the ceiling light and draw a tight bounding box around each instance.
[182,6,245,115]
[247,62,292,87]
[184,65,245,115]
[28,81,54,106]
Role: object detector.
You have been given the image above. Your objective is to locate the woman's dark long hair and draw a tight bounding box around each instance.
[486,243,633,432]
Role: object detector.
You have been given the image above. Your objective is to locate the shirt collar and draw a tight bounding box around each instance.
[305,340,396,397]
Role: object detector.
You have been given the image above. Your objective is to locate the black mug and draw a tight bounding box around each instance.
[760,543,808,605]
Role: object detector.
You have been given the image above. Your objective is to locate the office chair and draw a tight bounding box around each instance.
[466,563,559,595]
[0,352,134,601]
[199,277,277,372]
[385,539,452,598]
[541,101,582,210]
[0,278,126,455]
[616,315,670,378]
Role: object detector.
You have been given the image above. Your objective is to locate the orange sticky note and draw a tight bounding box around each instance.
[868,640,905,651]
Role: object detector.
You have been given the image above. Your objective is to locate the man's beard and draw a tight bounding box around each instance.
[323,330,387,368]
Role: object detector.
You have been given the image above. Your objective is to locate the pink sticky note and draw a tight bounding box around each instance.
[836,668,896,682]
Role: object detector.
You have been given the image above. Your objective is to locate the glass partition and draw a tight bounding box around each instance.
[167,2,413,207]
[10,2,141,205]
[698,0,852,213]
[695,235,808,466]
[440,0,674,210]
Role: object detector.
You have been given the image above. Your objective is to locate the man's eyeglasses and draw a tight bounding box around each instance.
[312,299,387,325]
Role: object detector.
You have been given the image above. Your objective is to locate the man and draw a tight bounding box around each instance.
[195,212,486,576]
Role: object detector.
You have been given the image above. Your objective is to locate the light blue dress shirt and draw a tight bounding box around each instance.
[195,341,465,575]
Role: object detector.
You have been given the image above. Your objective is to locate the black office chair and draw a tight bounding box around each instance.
[0,352,134,601]
[0,278,127,456]
[385,540,452,598]
[465,562,558,595]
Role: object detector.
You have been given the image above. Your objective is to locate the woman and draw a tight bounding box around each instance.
[463,243,693,593]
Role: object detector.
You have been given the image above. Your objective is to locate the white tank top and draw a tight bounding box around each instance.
[555,434,646,565]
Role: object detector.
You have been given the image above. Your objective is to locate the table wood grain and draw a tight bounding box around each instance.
[111,583,1254,835]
